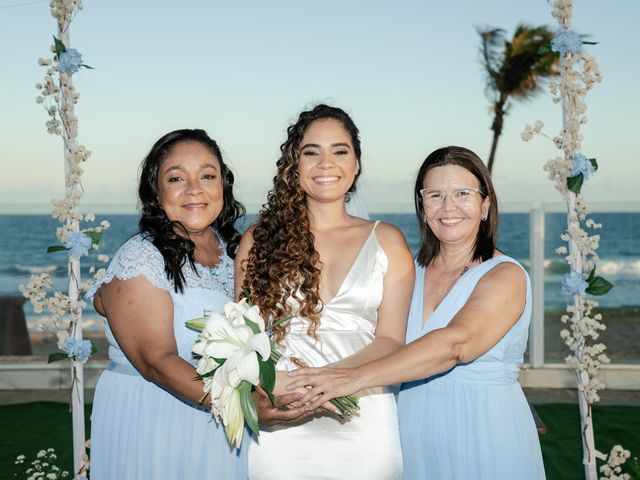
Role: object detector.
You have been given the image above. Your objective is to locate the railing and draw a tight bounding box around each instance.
[521,202,640,389]
[0,203,638,390]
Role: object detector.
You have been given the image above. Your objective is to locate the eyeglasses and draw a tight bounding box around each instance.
[419,187,485,208]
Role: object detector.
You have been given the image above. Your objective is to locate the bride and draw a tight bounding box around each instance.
[234,104,414,479]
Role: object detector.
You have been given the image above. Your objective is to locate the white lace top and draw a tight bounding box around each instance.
[87,233,235,367]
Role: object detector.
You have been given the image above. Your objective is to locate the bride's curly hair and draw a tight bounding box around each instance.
[244,104,362,343]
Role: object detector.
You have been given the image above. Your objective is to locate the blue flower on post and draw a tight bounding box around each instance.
[65,231,92,258]
[551,28,583,55]
[57,48,84,75]
[571,153,595,181]
[62,337,93,363]
[562,272,588,296]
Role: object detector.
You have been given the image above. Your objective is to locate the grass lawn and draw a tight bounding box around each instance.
[1,402,90,479]
[536,404,640,479]
[1,402,638,479]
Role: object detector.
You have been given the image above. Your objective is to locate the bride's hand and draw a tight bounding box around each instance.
[276,370,341,417]
[273,370,305,398]
[286,366,361,412]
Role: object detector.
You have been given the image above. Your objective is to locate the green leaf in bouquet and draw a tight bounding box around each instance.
[269,344,283,363]
[269,315,292,332]
[585,275,613,296]
[242,288,254,305]
[90,339,97,355]
[48,352,68,364]
[244,316,261,335]
[589,158,598,170]
[330,394,360,417]
[185,317,208,332]
[259,357,276,405]
[239,380,260,437]
[567,173,584,194]
[200,369,218,378]
[47,245,69,253]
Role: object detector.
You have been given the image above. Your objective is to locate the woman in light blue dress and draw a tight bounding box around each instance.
[87,129,248,479]
[288,146,545,479]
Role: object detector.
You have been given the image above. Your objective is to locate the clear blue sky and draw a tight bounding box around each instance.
[1,0,638,213]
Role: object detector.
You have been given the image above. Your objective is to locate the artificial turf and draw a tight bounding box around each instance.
[536,404,640,479]
[0,402,638,479]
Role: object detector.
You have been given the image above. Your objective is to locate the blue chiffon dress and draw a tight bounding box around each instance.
[87,234,248,480]
[397,256,545,479]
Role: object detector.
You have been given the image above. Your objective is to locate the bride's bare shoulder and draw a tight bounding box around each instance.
[374,221,409,247]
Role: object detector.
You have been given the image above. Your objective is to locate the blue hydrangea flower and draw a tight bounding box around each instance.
[562,272,588,296]
[62,337,92,363]
[57,48,83,75]
[551,29,583,56]
[571,153,595,181]
[65,231,92,258]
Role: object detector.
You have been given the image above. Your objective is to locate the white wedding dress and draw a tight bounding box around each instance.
[248,221,402,480]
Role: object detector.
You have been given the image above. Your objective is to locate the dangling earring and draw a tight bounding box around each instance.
[481,211,488,221]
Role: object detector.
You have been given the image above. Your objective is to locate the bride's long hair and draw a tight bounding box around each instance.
[243,105,361,343]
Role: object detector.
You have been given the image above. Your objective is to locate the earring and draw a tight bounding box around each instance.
[481,212,488,221]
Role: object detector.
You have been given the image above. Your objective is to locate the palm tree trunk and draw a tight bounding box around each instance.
[487,99,506,175]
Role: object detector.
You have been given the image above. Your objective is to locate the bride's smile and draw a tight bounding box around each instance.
[298,118,360,204]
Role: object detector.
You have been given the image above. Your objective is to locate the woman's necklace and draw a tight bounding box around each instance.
[196,236,222,277]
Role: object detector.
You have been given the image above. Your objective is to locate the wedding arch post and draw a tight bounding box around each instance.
[20,1,111,477]
[522,1,631,479]
[57,19,86,475]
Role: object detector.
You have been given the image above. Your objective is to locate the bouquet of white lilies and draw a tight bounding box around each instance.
[186,296,359,448]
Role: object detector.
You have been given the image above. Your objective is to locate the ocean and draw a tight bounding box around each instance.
[1,212,638,331]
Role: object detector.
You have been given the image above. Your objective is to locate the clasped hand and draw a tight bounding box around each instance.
[286,366,360,413]
[254,370,351,425]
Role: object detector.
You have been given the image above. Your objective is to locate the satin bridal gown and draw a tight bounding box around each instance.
[248,221,403,480]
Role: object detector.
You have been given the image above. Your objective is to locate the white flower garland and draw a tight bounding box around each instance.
[19,1,108,478]
[522,1,630,479]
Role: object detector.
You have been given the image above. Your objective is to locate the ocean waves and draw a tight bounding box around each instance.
[517,259,640,277]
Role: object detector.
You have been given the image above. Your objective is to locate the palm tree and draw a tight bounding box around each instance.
[478,24,559,174]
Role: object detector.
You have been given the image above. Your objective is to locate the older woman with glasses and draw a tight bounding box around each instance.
[288,146,546,479]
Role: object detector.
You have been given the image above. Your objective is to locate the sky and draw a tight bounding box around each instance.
[1,0,639,213]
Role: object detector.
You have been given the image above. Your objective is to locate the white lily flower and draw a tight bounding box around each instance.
[223,298,250,326]
[189,298,279,448]
[243,304,265,331]
[192,340,207,357]
[201,310,253,357]
[222,387,245,447]
[208,369,234,421]
[217,332,271,387]
[196,356,219,376]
